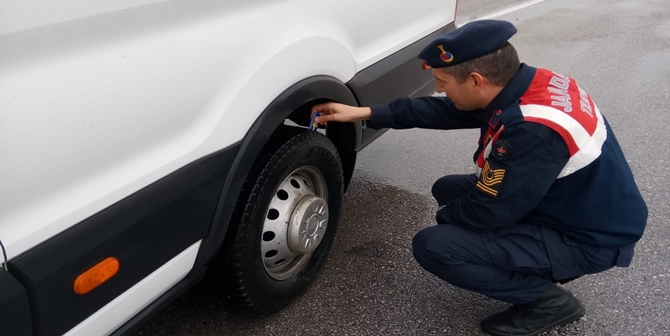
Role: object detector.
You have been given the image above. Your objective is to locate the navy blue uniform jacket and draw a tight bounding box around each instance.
[366,64,647,249]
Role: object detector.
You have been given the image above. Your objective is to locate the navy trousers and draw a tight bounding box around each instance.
[412,174,632,304]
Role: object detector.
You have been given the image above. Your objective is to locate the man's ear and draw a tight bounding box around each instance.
[469,72,485,92]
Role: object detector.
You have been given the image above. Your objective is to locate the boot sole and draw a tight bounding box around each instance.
[481,306,586,336]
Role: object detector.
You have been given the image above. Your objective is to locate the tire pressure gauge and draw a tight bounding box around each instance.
[309,112,321,131]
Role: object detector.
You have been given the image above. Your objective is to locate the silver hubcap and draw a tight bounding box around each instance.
[288,196,328,254]
[261,166,328,280]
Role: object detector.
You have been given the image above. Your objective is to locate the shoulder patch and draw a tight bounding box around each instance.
[476,160,507,197]
[492,139,513,160]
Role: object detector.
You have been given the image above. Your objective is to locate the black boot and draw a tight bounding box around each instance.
[480,283,585,336]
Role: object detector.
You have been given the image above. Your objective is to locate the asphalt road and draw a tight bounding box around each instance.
[136,0,670,335]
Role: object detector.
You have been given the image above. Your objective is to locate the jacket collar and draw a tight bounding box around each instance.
[479,63,536,124]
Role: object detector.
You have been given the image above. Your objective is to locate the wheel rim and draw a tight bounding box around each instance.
[261,166,329,280]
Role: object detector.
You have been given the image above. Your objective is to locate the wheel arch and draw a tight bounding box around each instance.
[191,75,361,272]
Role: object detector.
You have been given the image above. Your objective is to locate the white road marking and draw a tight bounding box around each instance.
[459,0,548,26]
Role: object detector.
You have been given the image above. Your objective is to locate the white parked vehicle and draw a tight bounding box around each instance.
[0,0,459,334]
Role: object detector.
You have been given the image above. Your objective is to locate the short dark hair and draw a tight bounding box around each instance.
[442,42,520,86]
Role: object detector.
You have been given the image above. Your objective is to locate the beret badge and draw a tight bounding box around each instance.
[437,45,454,63]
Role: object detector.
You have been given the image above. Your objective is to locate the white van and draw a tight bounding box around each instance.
[0,1,459,334]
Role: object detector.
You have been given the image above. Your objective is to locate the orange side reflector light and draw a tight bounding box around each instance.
[74,257,119,295]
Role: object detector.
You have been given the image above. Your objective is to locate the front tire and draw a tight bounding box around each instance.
[217,130,343,313]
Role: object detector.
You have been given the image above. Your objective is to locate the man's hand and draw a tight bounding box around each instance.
[311,102,372,125]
